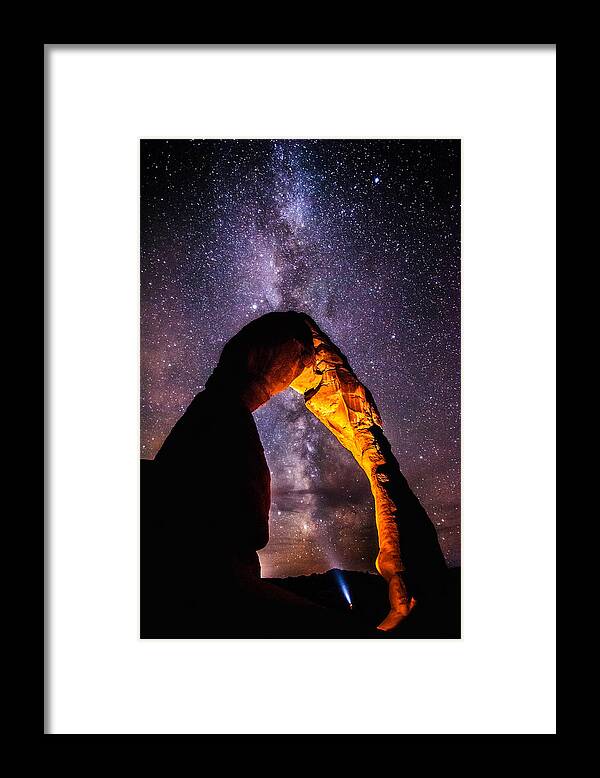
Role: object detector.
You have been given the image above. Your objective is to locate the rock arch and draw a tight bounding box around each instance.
[154,311,446,631]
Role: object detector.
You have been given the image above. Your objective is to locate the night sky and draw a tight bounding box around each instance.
[141,139,460,576]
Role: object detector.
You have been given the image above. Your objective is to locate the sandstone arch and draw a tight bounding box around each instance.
[154,311,446,631]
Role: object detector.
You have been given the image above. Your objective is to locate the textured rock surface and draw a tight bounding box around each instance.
[289,314,447,627]
[290,316,407,580]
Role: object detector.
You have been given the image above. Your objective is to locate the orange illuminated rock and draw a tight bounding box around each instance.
[290,316,406,580]
[289,315,445,630]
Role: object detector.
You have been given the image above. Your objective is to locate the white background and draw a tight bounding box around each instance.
[47,45,556,734]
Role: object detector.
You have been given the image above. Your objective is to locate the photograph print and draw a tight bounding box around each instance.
[140,139,460,639]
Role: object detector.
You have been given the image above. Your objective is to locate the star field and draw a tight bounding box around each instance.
[141,139,460,576]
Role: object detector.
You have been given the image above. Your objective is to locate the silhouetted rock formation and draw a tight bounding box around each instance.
[141,311,450,638]
[266,568,461,639]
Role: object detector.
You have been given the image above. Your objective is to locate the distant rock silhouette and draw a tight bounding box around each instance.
[141,311,451,638]
[266,568,461,639]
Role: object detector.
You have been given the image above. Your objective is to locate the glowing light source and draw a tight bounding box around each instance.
[333,569,353,609]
